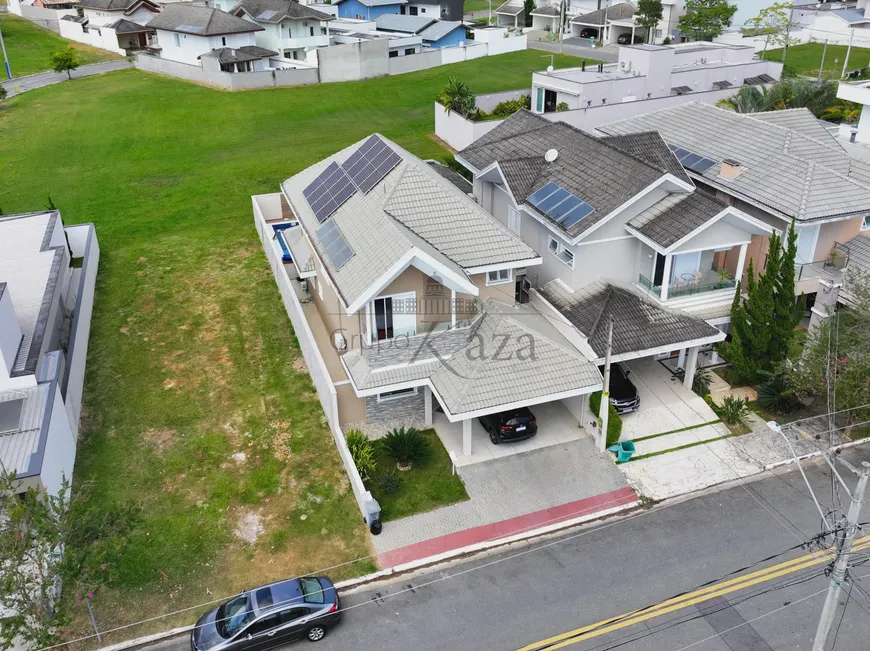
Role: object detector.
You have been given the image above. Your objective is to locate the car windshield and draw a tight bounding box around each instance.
[216,594,254,639]
[299,578,325,604]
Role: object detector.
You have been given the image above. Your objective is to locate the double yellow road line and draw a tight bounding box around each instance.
[516,536,870,651]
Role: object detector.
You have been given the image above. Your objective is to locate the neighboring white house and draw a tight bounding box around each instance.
[531,41,781,112]
[75,0,161,28]
[230,0,334,62]
[147,4,272,68]
[567,1,685,44]
[0,212,99,496]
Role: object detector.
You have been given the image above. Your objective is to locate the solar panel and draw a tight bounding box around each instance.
[303,162,357,223]
[527,182,595,228]
[341,135,402,193]
[317,220,354,270]
[667,143,717,175]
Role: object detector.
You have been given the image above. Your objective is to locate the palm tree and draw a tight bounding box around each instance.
[716,79,839,119]
[716,86,773,113]
[437,77,478,119]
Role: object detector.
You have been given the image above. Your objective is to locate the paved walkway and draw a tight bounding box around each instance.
[373,438,632,564]
[1,60,131,97]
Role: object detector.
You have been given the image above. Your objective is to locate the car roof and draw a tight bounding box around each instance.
[252,578,305,614]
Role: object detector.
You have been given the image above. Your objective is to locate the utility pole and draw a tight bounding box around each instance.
[842,29,854,79]
[812,459,870,651]
[781,3,794,63]
[597,316,613,453]
[0,22,11,80]
[817,39,829,83]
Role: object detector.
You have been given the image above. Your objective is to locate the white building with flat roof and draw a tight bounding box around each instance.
[0,211,99,495]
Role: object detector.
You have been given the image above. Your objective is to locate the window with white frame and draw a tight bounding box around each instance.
[377,387,418,402]
[486,268,513,285]
[548,236,574,268]
[507,206,521,234]
[862,215,870,231]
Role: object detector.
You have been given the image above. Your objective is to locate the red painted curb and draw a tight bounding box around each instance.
[378,486,638,568]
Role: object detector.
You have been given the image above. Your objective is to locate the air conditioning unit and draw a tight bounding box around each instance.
[298,279,309,296]
[333,331,347,352]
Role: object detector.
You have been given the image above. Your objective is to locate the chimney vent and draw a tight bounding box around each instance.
[720,159,742,179]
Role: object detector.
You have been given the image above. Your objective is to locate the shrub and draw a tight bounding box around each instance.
[717,396,749,425]
[487,95,531,119]
[382,427,431,467]
[376,469,402,495]
[589,391,623,447]
[692,367,712,398]
[757,371,801,415]
[346,429,377,481]
[0,86,7,102]
[662,36,671,44]
[556,102,569,112]
[436,77,477,119]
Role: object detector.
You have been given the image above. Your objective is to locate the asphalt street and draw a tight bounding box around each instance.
[143,447,870,651]
[0,60,132,97]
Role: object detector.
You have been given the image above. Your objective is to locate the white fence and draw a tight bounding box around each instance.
[61,224,99,438]
[436,86,762,150]
[6,0,67,32]
[135,54,320,90]
[59,19,128,55]
[252,194,374,520]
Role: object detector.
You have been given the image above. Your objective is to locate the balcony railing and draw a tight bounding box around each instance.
[638,273,737,299]
[795,243,849,283]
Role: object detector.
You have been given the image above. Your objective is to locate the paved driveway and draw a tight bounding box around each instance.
[620,357,720,439]
[1,60,132,97]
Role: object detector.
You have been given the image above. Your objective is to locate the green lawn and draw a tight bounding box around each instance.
[0,49,585,645]
[763,42,870,80]
[370,430,469,521]
[0,14,120,78]
[464,0,494,14]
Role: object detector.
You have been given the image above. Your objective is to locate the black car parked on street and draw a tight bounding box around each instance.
[191,576,340,650]
[602,363,640,414]
[479,407,538,444]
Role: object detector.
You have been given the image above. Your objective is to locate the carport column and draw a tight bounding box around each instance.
[735,243,749,286]
[462,419,473,456]
[677,347,686,369]
[660,254,673,301]
[424,386,433,427]
[683,346,700,389]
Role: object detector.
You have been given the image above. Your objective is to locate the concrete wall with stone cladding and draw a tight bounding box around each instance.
[360,390,426,438]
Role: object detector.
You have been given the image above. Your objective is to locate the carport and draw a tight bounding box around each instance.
[530,5,560,32]
[494,0,524,28]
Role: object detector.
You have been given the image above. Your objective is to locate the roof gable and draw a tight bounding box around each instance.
[147,4,263,35]
[231,0,334,22]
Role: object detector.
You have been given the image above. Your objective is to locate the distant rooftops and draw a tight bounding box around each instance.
[147,4,263,36]
[230,0,334,24]
[571,2,635,25]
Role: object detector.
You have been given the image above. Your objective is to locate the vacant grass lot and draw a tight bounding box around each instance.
[763,42,870,79]
[0,14,119,78]
[0,49,585,647]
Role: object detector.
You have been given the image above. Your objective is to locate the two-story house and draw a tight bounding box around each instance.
[0,211,99,496]
[334,0,408,21]
[597,102,870,325]
[231,0,333,62]
[148,4,275,69]
[455,110,776,378]
[568,1,685,44]
[76,0,161,28]
[253,135,607,458]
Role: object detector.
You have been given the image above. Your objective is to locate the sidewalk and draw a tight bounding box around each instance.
[373,439,636,566]
[1,60,131,97]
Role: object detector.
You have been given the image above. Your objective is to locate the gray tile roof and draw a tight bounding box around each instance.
[538,280,724,359]
[148,4,263,35]
[628,191,727,249]
[599,131,691,185]
[598,102,870,222]
[459,110,678,239]
[375,13,434,33]
[840,234,870,306]
[418,20,464,41]
[230,0,334,23]
[495,0,523,15]
[104,18,152,33]
[200,45,277,63]
[336,0,407,6]
[78,0,153,10]
[749,108,838,144]
[530,5,560,16]
[342,300,603,415]
[831,8,870,24]
[282,135,538,308]
[571,1,635,24]
[426,161,472,193]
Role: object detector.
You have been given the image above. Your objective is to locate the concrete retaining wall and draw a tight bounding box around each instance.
[388,48,442,75]
[253,194,374,520]
[476,88,528,112]
[434,101,505,151]
[8,2,66,32]
[318,39,390,83]
[134,54,319,90]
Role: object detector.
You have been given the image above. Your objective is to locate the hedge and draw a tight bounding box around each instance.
[589,391,623,448]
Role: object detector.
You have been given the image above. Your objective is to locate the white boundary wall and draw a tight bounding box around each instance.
[253,194,374,519]
[135,54,320,90]
[7,2,68,32]
[59,19,128,55]
[62,224,99,437]
[435,102,505,150]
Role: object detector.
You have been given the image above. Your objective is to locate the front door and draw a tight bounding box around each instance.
[515,275,530,304]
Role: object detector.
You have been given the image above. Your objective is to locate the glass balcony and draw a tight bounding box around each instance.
[638,269,736,300]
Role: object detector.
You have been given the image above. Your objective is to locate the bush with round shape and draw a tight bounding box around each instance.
[589,391,623,447]
[757,371,801,415]
[718,395,749,425]
[376,469,402,495]
[382,427,431,469]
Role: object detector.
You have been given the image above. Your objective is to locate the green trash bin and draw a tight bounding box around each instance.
[608,441,636,463]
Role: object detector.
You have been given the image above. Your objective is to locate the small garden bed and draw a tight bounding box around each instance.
[349,428,469,522]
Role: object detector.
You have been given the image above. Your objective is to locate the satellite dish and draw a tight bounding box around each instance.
[547,65,554,73]
[545,149,559,163]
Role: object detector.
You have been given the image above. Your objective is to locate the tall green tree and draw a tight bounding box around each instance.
[636,0,664,43]
[769,220,803,363]
[742,2,798,60]
[678,0,737,41]
[523,0,535,27]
